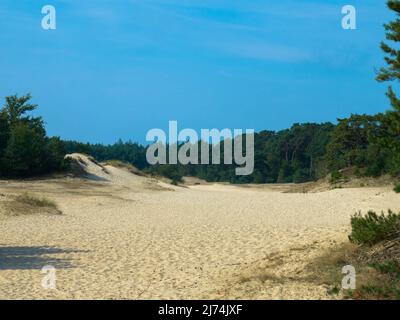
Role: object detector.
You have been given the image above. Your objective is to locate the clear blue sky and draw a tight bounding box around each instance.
[0,0,393,144]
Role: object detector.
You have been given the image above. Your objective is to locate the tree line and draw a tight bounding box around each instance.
[0,94,66,177]
[1,93,397,185]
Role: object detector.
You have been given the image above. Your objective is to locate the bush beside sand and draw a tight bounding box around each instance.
[314,210,400,299]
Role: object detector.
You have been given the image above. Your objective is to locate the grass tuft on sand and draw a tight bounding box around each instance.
[4,193,62,216]
[103,160,143,176]
[312,210,400,300]
[16,193,58,209]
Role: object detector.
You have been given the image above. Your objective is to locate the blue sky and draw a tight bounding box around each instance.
[0,0,393,144]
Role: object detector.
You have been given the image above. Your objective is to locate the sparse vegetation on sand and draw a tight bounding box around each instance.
[103,160,143,176]
[330,170,343,184]
[313,210,400,300]
[16,193,58,209]
[4,193,61,216]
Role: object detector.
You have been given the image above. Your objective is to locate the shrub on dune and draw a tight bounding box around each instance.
[349,210,400,246]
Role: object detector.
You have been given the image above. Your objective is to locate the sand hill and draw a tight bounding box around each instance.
[65,153,173,191]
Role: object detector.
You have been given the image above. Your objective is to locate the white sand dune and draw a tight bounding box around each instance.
[1,157,399,299]
[65,153,173,190]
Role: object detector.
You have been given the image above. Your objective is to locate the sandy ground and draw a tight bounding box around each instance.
[1,158,400,299]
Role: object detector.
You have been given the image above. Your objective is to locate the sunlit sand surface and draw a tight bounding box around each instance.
[1,158,399,299]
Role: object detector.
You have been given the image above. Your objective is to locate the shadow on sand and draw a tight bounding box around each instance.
[0,246,86,270]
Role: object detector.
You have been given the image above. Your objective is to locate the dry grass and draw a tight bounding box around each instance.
[308,210,400,299]
[284,171,398,194]
[238,272,284,285]
[103,160,143,176]
[307,243,359,286]
[308,241,400,299]
[16,193,58,208]
[3,193,61,216]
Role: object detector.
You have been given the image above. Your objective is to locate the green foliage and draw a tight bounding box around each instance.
[394,183,400,193]
[371,260,400,277]
[292,169,310,183]
[0,94,66,178]
[62,112,397,185]
[0,92,395,184]
[3,94,38,126]
[376,0,400,177]
[188,123,333,183]
[1,122,47,176]
[356,261,400,300]
[65,123,335,184]
[330,170,342,183]
[45,137,69,172]
[324,2,400,177]
[326,285,341,296]
[0,109,10,156]
[349,210,400,246]
[325,114,391,173]
[64,139,147,170]
[187,123,333,184]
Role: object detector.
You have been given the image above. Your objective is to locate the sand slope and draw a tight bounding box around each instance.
[1,160,399,299]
